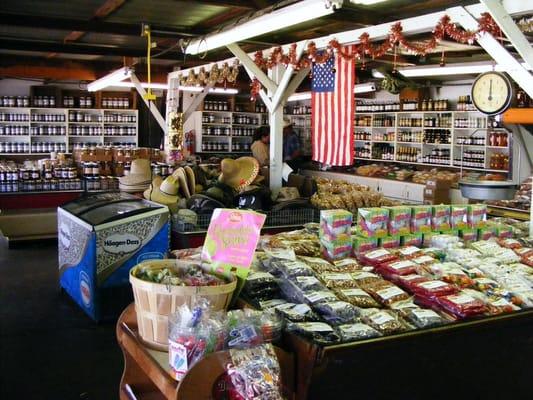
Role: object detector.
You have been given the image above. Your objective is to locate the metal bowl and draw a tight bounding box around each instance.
[459,180,518,200]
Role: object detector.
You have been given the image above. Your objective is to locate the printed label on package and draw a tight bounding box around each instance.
[169,340,188,380]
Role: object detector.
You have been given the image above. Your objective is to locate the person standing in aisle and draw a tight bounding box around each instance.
[283,118,302,170]
[251,126,270,167]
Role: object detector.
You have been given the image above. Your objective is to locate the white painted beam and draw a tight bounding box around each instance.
[226,43,278,94]
[449,6,533,98]
[269,64,284,191]
[279,67,312,106]
[130,72,167,133]
[183,81,215,123]
[480,0,533,73]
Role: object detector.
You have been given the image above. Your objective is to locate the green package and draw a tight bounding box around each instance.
[450,205,468,230]
[379,235,401,249]
[352,235,379,254]
[411,205,432,234]
[401,233,423,247]
[357,208,389,238]
[459,229,478,243]
[478,226,496,241]
[468,204,487,229]
[431,205,451,232]
[385,206,412,236]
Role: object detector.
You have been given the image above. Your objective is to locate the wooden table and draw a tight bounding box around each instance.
[116,304,295,400]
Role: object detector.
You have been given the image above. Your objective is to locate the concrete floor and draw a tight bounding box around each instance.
[0,239,122,399]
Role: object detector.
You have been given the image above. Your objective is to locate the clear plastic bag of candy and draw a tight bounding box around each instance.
[332,258,362,272]
[392,246,425,259]
[313,301,359,326]
[351,271,383,286]
[498,238,522,249]
[361,309,408,335]
[259,299,288,310]
[358,248,398,266]
[227,344,283,400]
[290,275,326,292]
[298,256,337,273]
[303,290,338,305]
[390,298,420,318]
[242,271,279,301]
[337,323,381,342]
[473,277,500,292]
[335,288,380,308]
[412,279,458,298]
[377,259,418,279]
[168,299,226,381]
[320,272,358,289]
[445,248,482,264]
[395,274,429,291]
[429,262,475,288]
[226,309,283,349]
[486,297,521,315]
[271,260,314,279]
[436,292,487,319]
[273,302,320,322]
[363,281,410,306]
[286,322,341,345]
[403,308,446,328]
[411,254,438,267]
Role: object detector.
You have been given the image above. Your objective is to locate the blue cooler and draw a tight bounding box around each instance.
[58,192,169,321]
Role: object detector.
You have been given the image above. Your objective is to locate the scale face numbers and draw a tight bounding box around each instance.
[471,71,513,115]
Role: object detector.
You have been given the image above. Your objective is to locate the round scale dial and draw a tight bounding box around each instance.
[471,72,513,115]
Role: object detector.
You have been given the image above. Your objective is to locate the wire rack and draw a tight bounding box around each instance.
[172,208,319,233]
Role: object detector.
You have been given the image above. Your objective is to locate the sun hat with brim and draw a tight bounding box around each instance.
[120,182,151,193]
[184,165,196,196]
[218,157,260,193]
[144,175,180,205]
[172,167,191,199]
[119,158,152,186]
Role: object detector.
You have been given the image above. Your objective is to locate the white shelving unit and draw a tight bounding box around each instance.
[0,107,138,155]
[191,110,267,154]
[352,110,511,174]
[287,114,312,156]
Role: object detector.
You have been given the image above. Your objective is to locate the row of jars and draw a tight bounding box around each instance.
[32,113,66,122]
[456,136,485,146]
[33,96,57,108]
[0,113,29,122]
[454,117,487,128]
[102,97,130,109]
[355,101,401,112]
[63,96,93,108]
[104,113,136,123]
[201,142,251,152]
[69,112,101,123]
[204,101,229,111]
[85,176,119,191]
[0,179,83,193]
[104,127,136,136]
[398,130,423,143]
[202,115,231,124]
[0,96,30,108]
[285,105,311,115]
[0,126,29,136]
[0,166,76,182]
[0,142,29,153]
[31,126,67,135]
[233,115,260,125]
[32,142,67,153]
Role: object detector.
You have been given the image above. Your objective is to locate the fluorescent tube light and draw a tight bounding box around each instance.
[186,0,342,55]
[350,0,388,4]
[372,61,532,78]
[109,82,238,94]
[111,81,169,90]
[287,83,376,102]
[87,67,132,92]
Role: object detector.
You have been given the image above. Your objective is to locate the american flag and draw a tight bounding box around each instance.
[311,46,356,166]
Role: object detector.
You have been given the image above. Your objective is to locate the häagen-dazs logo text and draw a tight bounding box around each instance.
[102,233,142,254]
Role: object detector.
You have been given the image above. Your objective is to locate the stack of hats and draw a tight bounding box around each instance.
[119,159,152,193]
[143,166,196,210]
[319,210,353,260]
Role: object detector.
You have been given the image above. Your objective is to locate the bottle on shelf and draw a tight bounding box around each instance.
[396,146,421,162]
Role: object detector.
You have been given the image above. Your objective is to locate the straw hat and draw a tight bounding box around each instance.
[184,166,196,196]
[218,157,260,193]
[172,167,191,199]
[119,158,152,186]
[143,175,180,205]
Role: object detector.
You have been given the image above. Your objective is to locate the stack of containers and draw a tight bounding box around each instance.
[320,210,353,260]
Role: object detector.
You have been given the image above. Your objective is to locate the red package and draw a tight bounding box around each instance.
[358,248,398,267]
[377,260,418,280]
[396,274,429,291]
[412,279,458,298]
[392,246,424,259]
[498,238,522,249]
[515,248,533,267]
[437,293,487,318]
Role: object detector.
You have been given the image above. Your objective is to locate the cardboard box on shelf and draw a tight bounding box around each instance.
[423,187,450,204]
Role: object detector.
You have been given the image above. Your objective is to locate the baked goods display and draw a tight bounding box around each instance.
[489,176,532,211]
[245,213,533,346]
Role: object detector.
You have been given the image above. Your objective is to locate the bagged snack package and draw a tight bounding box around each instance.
[478,226,496,241]
[403,308,446,328]
[467,204,487,229]
[335,288,381,308]
[320,209,353,236]
[450,205,468,230]
[392,245,424,259]
[386,206,412,236]
[168,299,226,381]
[411,205,432,234]
[259,299,288,310]
[271,260,314,279]
[429,262,475,288]
[289,275,326,292]
[401,233,423,247]
[242,271,279,302]
[379,235,401,249]
[431,205,451,232]
[377,259,418,279]
[337,323,381,342]
[227,344,283,400]
[412,279,458,298]
[298,256,337,273]
[459,228,478,243]
[411,254,438,267]
[491,222,514,239]
[358,248,398,267]
[273,302,320,322]
[498,238,523,250]
[351,271,384,286]
[320,272,358,289]
[361,308,408,335]
[303,290,338,306]
[226,309,282,349]
[486,297,521,315]
[396,274,430,291]
[430,234,462,250]
[436,292,487,318]
[357,208,389,238]
[313,301,359,326]
[332,258,361,272]
[352,236,379,255]
[286,322,341,345]
[445,248,481,264]
[363,280,410,306]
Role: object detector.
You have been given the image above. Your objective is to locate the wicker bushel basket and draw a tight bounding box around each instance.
[129,259,237,351]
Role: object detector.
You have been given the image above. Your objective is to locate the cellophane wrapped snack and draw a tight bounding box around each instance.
[168,299,226,380]
[377,259,419,279]
[337,323,381,342]
[273,302,320,322]
[332,258,361,272]
[395,274,429,291]
[351,271,383,286]
[289,275,326,292]
[358,248,398,266]
[436,292,487,318]
[429,262,475,288]
[303,290,338,305]
[335,288,381,308]
[313,301,359,326]
[320,272,358,289]
[363,280,410,306]
[393,245,424,259]
[227,344,283,400]
[286,322,341,345]
[226,309,283,349]
[271,260,314,279]
[242,271,279,301]
[412,279,458,298]
[298,256,336,274]
[403,308,446,328]
[361,309,408,335]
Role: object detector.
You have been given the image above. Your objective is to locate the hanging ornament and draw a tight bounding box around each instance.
[440,50,446,67]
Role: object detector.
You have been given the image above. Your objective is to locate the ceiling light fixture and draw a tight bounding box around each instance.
[372,61,532,78]
[185,0,342,55]
[350,0,388,5]
[109,82,238,94]
[287,82,376,102]
[87,67,132,92]
[111,82,169,90]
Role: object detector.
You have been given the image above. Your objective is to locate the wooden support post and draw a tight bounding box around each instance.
[271,41,307,112]
[227,43,278,94]
[269,64,285,191]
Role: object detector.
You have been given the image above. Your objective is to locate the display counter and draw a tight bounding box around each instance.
[301,169,468,204]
